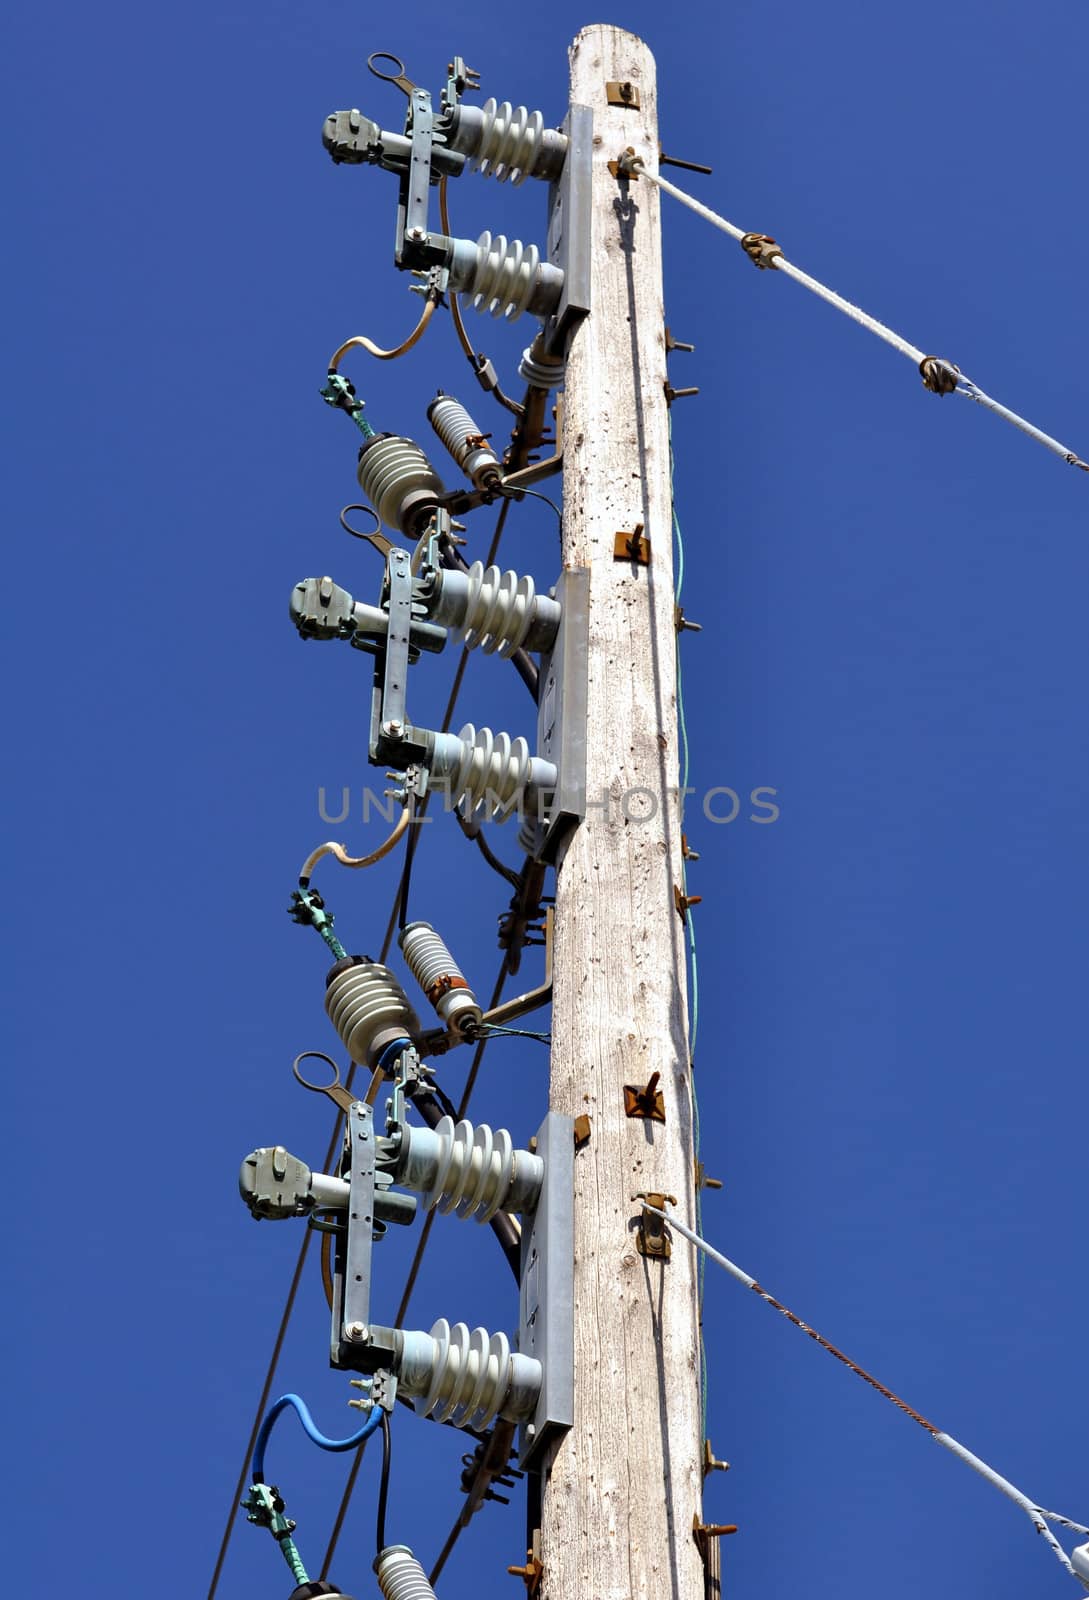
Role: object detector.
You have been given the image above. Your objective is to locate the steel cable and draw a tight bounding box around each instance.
[632,157,1089,474]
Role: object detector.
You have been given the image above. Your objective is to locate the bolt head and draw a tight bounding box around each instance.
[345,1321,369,1342]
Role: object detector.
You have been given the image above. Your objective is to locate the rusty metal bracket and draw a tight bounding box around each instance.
[660,149,713,176]
[693,1515,738,1549]
[573,1113,592,1149]
[632,1192,677,1258]
[665,381,700,404]
[674,883,702,921]
[606,80,641,108]
[694,1514,738,1599]
[665,327,696,354]
[508,1530,543,1594]
[614,524,650,564]
[695,1160,723,1192]
[703,1438,731,1477]
[624,1072,665,1123]
[674,603,702,634]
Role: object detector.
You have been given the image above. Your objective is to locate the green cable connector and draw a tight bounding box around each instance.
[288,886,349,963]
[320,372,376,440]
[242,1482,310,1586]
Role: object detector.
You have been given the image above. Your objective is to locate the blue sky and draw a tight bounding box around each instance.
[6,3,1087,1597]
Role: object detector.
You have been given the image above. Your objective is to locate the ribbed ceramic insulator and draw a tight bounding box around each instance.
[324,960,420,1067]
[427,394,500,488]
[447,724,534,822]
[374,1546,437,1600]
[471,99,547,184]
[399,1115,544,1222]
[517,812,544,858]
[356,435,444,532]
[468,233,542,321]
[518,343,567,389]
[463,563,537,656]
[398,1319,542,1431]
[398,920,481,1035]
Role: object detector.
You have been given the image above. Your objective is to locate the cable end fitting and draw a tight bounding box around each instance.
[740,233,782,271]
[919,355,960,396]
[610,146,642,180]
[1065,452,1089,473]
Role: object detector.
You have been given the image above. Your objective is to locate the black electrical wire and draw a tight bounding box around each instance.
[507,486,563,529]
[375,1410,392,1557]
[396,821,418,930]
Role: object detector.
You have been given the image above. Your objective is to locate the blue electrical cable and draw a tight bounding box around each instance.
[252,1393,384,1484]
[375,1038,413,1077]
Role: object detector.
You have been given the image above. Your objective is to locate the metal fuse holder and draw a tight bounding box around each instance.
[238,1146,350,1219]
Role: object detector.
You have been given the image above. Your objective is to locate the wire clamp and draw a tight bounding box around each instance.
[632,1192,677,1259]
[609,146,641,180]
[740,232,782,271]
[919,355,961,396]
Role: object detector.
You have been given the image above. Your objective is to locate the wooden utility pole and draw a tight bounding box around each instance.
[544,24,705,1600]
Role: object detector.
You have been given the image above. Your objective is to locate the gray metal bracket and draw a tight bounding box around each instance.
[370,547,431,767]
[545,103,592,354]
[536,566,589,861]
[518,1110,574,1468]
[398,87,435,264]
[333,1100,377,1365]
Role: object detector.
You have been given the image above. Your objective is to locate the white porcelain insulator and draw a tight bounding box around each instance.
[324,961,420,1067]
[427,394,500,487]
[356,435,444,532]
[469,233,540,321]
[471,99,547,185]
[462,562,537,656]
[398,1319,542,1431]
[374,1545,438,1600]
[399,1115,543,1222]
[398,920,482,1035]
[449,723,534,822]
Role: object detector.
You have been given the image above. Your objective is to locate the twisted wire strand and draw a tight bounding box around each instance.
[649,1203,1084,1582]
